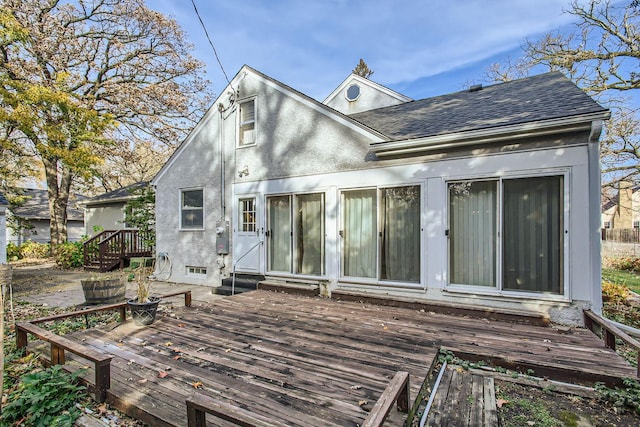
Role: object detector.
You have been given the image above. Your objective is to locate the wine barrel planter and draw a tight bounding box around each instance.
[127,296,161,325]
[81,277,126,305]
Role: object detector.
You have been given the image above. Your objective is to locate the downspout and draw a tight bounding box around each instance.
[588,119,604,315]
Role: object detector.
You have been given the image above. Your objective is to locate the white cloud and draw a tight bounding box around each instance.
[148,0,575,99]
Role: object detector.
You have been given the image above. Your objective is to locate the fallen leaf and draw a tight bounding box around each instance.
[196,347,206,352]
[358,400,368,406]
[527,422,535,426]
[496,398,509,408]
[116,342,125,347]
[172,348,182,353]
[350,385,362,390]
[158,371,168,378]
[164,341,173,347]
[127,359,135,365]
[192,381,203,389]
[225,348,231,353]
[138,378,148,384]
[173,355,181,360]
[178,323,185,328]
[97,403,108,415]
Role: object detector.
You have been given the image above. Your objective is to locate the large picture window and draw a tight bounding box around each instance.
[341,185,421,283]
[181,189,204,229]
[448,175,564,294]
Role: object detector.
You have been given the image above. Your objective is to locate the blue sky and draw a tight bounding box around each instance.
[147,0,576,101]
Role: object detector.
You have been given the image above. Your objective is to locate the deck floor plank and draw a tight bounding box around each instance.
[31,290,636,426]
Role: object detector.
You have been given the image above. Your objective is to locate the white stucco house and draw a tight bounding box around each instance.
[152,66,609,325]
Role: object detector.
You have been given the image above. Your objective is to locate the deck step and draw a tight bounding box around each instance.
[258,280,320,296]
[215,274,264,296]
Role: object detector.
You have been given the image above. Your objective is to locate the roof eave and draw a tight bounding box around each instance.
[370,111,610,157]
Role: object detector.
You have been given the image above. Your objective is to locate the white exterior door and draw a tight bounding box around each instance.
[233,195,263,273]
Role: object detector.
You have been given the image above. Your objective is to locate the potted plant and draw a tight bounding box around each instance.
[127,264,160,325]
[81,274,126,305]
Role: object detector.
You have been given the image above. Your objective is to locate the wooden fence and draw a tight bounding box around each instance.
[601,228,640,243]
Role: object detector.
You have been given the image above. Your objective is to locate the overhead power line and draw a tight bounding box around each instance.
[190,0,231,85]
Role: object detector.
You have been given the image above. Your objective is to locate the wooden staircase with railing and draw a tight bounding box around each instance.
[83,229,153,272]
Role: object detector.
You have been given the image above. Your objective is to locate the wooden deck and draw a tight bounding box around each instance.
[30,290,636,426]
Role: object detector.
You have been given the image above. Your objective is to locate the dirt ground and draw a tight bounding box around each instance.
[9,260,95,296]
[497,380,640,427]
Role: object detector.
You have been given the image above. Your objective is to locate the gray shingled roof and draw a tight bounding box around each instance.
[10,188,85,221]
[84,181,149,205]
[350,72,608,140]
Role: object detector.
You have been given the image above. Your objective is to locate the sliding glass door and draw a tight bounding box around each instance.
[341,185,421,283]
[267,193,325,275]
[447,175,564,294]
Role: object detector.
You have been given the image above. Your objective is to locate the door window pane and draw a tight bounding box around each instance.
[268,196,291,272]
[380,186,420,282]
[448,181,497,287]
[296,193,324,275]
[239,198,256,232]
[341,189,377,278]
[503,176,563,294]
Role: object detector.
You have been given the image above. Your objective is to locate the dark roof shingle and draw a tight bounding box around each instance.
[349,72,608,140]
[11,188,85,221]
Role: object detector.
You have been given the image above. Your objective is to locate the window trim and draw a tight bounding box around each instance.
[179,187,205,231]
[338,183,424,286]
[444,170,570,299]
[238,97,257,147]
[238,197,257,234]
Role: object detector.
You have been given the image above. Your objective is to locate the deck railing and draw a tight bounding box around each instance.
[185,370,410,427]
[84,229,153,272]
[16,290,192,403]
[361,371,410,427]
[584,309,640,377]
[186,393,288,427]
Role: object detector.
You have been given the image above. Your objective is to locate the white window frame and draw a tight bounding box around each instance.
[180,187,205,231]
[239,197,257,233]
[338,183,424,288]
[186,266,207,277]
[238,97,256,147]
[445,170,569,300]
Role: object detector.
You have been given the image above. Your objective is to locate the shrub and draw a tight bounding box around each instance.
[19,240,51,259]
[608,257,640,273]
[55,241,84,269]
[0,365,86,426]
[6,241,21,260]
[602,281,631,305]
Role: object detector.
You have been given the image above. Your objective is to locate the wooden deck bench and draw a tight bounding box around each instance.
[15,321,113,402]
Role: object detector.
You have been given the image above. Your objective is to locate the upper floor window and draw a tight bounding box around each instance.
[604,221,612,229]
[239,99,256,146]
[181,189,204,229]
[634,221,639,229]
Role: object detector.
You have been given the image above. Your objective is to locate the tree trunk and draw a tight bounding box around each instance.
[0,264,12,410]
[43,157,72,253]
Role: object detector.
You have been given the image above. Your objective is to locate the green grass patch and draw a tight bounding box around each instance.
[603,268,640,294]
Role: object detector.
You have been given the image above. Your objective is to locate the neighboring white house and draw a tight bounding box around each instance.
[81,182,148,238]
[152,66,609,325]
[6,188,85,244]
[0,192,8,263]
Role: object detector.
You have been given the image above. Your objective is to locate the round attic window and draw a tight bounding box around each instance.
[345,84,361,102]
